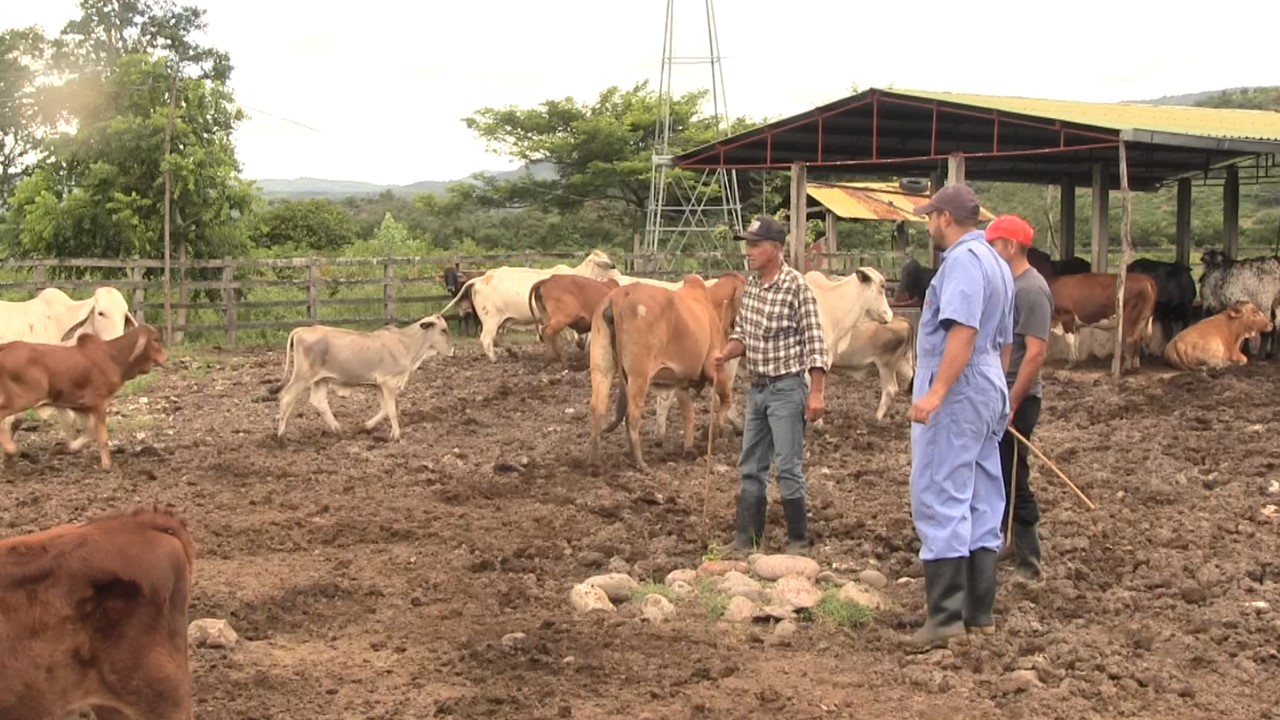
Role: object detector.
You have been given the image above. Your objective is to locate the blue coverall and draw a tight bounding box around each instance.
[910,230,1015,561]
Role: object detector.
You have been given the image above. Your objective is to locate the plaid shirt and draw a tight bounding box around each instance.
[728,263,830,379]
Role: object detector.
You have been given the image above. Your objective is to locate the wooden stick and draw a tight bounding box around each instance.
[1008,427,1097,510]
[1005,436,1018,548]
[701,393,719,538]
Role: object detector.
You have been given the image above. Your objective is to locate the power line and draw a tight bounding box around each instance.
[238,104,322,133]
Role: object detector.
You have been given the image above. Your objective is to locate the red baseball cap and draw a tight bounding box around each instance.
[984,215,1035,246]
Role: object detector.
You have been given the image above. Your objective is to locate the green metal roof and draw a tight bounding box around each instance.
[886,88,1280,143]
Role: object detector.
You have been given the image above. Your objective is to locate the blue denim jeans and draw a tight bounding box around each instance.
[737,373,807,500]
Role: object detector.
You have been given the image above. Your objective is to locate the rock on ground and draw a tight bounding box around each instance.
[770,575,822,610]
[722,596,756,623]
[751,554,821,581]
[664,568,697,586]
[837,582,887,610]
[188,618,239,649]
[583,573,640,603]
[640,594,676,622]
[570,583,616,613]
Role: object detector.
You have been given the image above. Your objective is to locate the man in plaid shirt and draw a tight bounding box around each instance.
[714,215,830,554]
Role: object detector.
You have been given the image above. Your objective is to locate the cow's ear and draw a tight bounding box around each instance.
[1228,304,1245,318]
[855,269,872,284]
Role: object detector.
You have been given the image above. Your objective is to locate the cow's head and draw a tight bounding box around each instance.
[416,314,455,358]
[1201,249,1230,270]
[894,258,933,304]
[709,272,747,340]
[581,249,619,278]
[1226,300,1273,336]
[854,267,893,324]
[61,287,138,342]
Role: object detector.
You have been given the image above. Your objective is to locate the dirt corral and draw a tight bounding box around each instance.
[2,339,1278,720]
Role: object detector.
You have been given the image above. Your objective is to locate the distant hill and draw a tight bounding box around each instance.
[1133,86,1278,107]
[251,162,559,200]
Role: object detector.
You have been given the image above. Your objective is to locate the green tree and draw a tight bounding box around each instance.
[0,27,49,205]
[254,198,359,251]
[1,1,254,268]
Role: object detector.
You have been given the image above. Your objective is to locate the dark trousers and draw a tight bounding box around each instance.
[999,395,1041,528]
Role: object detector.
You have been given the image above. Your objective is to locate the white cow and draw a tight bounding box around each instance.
[1,287,138,448]
[803,268,903,424]
[440,250,618,362]
[275,315,454,441]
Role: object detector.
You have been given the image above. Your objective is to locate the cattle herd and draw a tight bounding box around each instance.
[1,242,1277,719]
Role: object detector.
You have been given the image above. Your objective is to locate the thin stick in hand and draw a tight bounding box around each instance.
[1008,426,1097,510]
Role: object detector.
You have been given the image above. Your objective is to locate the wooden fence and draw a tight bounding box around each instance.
[0,246,1258,346]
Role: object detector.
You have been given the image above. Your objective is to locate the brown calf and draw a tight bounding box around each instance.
[528,274,621,368]
[1048,272,1157,371]
[588,273,745,471]
[0,324,167,469]
[0,505,196,720]
[1163,300,1274,371]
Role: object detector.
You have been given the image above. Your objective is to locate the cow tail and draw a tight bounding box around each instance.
[438,278,477,318]
[601,299,628,433]
[271,328,301,396]
[529,280,546,340]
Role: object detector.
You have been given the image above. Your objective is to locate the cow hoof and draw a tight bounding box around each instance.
[682,448,699,461]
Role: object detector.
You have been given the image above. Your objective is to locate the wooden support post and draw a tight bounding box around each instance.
[222,261,237,348]
[1224,165,1240,259]
[383,259,394,324]
[1091,164,1109,272]
[789,161,807,270]
[1175,178,1192,267]
[306,258,319,322]
[824,209,838,254]
[162,66,179,347]
[947,152,966,185]
[1060,178,1076,260]
[894,221,909,253]
[129,262,146,325]
[632,232,641,274]
[1112,143,1134,380]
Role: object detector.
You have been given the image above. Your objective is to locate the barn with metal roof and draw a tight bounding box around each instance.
[672,87,1280,271]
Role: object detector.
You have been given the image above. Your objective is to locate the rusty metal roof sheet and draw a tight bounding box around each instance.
[889,89,1280,143]
[807,181,997,222]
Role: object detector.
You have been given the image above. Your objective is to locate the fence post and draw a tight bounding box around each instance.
[32,265,47,288]
[128,262,146,325]
[307,257,319,322]
[383,258,394,324]
[222,261,237,347]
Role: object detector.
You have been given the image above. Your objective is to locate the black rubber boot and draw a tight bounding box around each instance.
[964,549,998,635]
[782,496,809,554]
[725,493,766,554]
[908,557,968,650]
[1013,523,1043,580]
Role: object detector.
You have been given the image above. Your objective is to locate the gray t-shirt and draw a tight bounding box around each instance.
[1006,267,1054,397]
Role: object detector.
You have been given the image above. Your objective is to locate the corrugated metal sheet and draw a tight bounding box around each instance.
[888,89,1280,143]
[807,182,997,222]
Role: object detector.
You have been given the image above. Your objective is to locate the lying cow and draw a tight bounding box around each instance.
[528,274,621,368]
[1,286,139,445]
[589,274,742,471]
[1199,250,1280,358]
[804,268,899,421]
[275,315,454,441]
[1163,300,1274,371]
[0,505,196,720]
[0,324,167,469]
[438,249,618,362]
[1047,272,1158,371]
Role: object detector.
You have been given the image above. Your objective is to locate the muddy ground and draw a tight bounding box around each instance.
[2,336,1278,720]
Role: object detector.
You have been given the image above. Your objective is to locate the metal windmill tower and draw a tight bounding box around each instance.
[641,0,744,271]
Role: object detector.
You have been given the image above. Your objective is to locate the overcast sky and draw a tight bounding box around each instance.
[8,1,1277,186]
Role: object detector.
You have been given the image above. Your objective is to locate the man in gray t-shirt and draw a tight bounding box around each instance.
[985,215,1053,580]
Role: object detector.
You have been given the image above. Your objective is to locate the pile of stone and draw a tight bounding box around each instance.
[568,553,890,626]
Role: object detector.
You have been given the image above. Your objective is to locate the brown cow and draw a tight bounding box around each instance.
[0,324,167,469]
[588,273,744,471]
[1163,300,1274,371]
[528,274,621,368]
[1048,272,1157,371]
[0,505,196,720]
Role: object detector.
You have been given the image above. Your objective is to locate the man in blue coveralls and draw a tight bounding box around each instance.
[906,184,1014,649]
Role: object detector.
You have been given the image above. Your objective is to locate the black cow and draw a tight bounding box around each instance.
[443,264,478,336]
[1126,258,1197,343]
[892,257,935,306]
[1028,247,1091,279]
